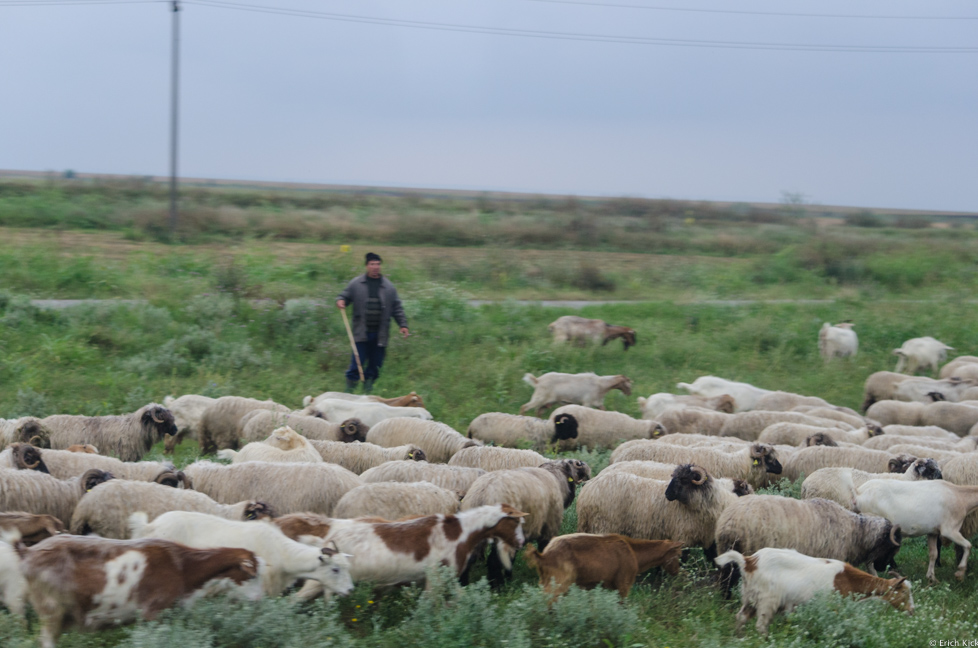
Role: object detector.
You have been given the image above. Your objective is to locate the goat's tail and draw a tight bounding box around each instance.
[522,373,538,387]
[127,512,150,538]
[714,550,746,576]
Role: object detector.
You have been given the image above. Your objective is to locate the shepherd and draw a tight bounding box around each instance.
[336,252,410,394]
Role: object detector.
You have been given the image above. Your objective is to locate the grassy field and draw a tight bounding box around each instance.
[2,183,978,646]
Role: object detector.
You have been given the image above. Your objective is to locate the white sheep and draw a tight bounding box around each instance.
[0,446,177,483]
[916,402,978,436]
[757,422,882,447]
[547,315,636,351]
[307,440,426,474]
[719,411,852,442]
[41,403,177,462]
[366,418,479,463]
[637,393,735,419]
[447,445,548,471]
[677,376,773,412]
[548,404,666,450]
[861,371,916,412]
[753,391,833,412]
[218,427,323,464]
[69,478,273,538]
[818,322,858,360]
[893,336,954,375]
[655,406,731,436]
[800,458,944,510]
[182,460,362,516]
[865,401,925,427]
[240,410,368,444]
[939,356,978,379]
[863,435,978,453]
[655,433,749,448]
[601,460,755,495]
[301,399,433,428]
[780,445,914,482]
[940,453,978,546]
[198,396,291,454]
[893,377,976,404]
[161,394,216,454]
[790,406,867,429]
[610,441,783,490]
[520,372,632,416]
[359,460,487,496]
[332,481,460,520]
[466,411,579,450]
[0,465,113,527]
[0,417,50,451]
[881,425,959,440]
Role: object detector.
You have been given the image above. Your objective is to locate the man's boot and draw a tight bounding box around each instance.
[363,378,376,394]
[345,378,359,393]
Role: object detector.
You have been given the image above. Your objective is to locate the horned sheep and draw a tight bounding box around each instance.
[41,404,176,463]
[547,315,636,351]
[610,441,783,490]
[466,411,579,450]
[0,417,50,450]
[601,460,755,495]
[800,458,943,510]
[198,396,291,454]
[332,481,460,520]
[69,479,273,538]
[0,463,114,527]
[549,405,667,450]
[780,445,916,483]
[239,410,368,444]
[520,372,632,416]
[0,445,177,483]
[181,460,361,516]
[307,439,426,474]
[359,460,487,497]
[366,418,479,463]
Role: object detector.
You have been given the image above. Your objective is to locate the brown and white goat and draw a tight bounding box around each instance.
[13,534,261,648]
[0,512,64,546]
[523,533,682,600]
[548,316,636,351]
[715,547,913,636]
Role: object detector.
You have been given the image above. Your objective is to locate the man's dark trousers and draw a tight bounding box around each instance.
[346,331,386,381]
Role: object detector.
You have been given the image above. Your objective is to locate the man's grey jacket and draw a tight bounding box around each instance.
[337,274,408,347]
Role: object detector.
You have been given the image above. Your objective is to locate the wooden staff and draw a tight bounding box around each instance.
[340,306,364,382]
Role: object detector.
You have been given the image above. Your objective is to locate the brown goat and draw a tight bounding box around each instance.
[523,533,682,600]
[66,444,99,454]
[0,512,65,546]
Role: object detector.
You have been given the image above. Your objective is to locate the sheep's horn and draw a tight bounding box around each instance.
[151,409,164,424]
[749,445,765,458]
[28,436,43,447]
[890,525,901,546]
[690,466,708,485]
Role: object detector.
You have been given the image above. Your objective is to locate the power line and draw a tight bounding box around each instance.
[186,0,978,53]
[0,0,159,6]
[508,0,978,21]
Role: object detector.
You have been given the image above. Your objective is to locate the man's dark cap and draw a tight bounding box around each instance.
[365,252,382,264]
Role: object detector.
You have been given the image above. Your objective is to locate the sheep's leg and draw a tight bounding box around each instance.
[926,534,939,583]
[486,546,509,590]
[942,526,972,580]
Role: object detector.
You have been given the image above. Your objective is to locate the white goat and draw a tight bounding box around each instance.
[520,372,631,416]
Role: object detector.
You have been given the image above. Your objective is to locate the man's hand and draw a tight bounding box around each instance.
[400,327,410,339]
[336,300,346,309]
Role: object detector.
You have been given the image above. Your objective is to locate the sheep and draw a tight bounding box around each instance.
[719,411,852,442]
[577,464,749,560]
[366,418,479,463]
[0,512,65,546]
[677,376,773,412]
[161,394,216,454]
[939,356,978,379]
[655,433,750,448]
[885,444,963,464]
[300,399,433,428]
[306,440,426,474]
[359,461,487,496]
[862,371,916,412]
[466,412,579,451]
[0,446,179,484]
[881,425,959,440]
[757,423,882,447]
[198,396,291,454]
[460,459,588,586]
[800,458,944,510]
[916,402,978,436]
[332,481,460,520]
[942,363,978,382]
[239,410,368,444]
[715,548,912,636]
[0,416,50,450]
[130,511,353,598]
[41,403,176,462]
[0,465,114,526]
[601,461,755,495]
[610,441,783,490]
[547,315,636,351]
[893,336,954,375]
[524,534,683,601]
[855,478,978,581]
[714,495,903,597]
[69,479,273,538]
[218,427,323,464]
[864,435,978,453]
[939,453,978,548]
[301,391,426,409]
[655,406,731,436]
[637,393,735,419]
[818,322,858,360]
[789,406,867,428]
[448,446,549,471]
[781,445,914,482]
[865,401,925,427]
[520,372,632,416]
[753,392,832,412]
[182,460,362,516]
[548,405,666,450]
[893,377,976,404]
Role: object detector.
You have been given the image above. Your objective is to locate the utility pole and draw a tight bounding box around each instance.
[168,0,180,234]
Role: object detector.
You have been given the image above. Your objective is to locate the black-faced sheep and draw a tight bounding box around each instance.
[0,465,114,526]
[0,445,178,484]
[800,458,943,510]
[758,422,882,447]
[41,403,176,462]
[466,412,579,450]
[781,445,915,482]
[0,417,51,450]
[366,418,479,463]
[239,410,368,444]
[610,441,783,490]
[548,405,666,450]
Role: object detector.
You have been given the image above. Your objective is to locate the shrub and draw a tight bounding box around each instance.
[845,211,884,228]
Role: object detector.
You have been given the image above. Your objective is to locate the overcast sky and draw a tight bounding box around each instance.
[1,0,976,211]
